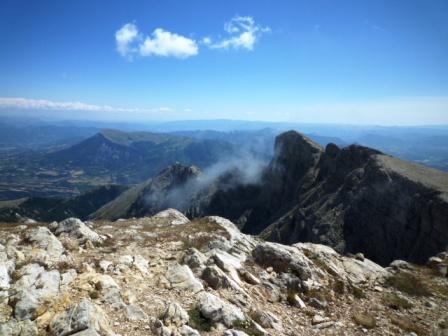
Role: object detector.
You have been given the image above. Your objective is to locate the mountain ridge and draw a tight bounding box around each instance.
[92,130,448,265]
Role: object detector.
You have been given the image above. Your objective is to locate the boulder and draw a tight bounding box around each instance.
[250,309,282,331]
[179,325,201,336]
[133,255,149,275]
[252,242,313,280]
[223,330,249,336]
[60,269,77,286]
[125,304,148,321]
[118,255,134,267]
[0,318,20,336]
[150,319,172,336]
[0,262,11,290]
[153,209,190,225]
[165,264,203,293]
[26,227,66,266]
[49,299,113,336]
[98,260,113,273]
[182,248,206,270]
[202,266,243,293]
[197,292,245,328]
[162,301,189,327]
[238,269,260,285]
[12,265,60,321]
[55,218,102,244]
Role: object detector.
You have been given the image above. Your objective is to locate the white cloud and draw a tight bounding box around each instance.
[153,107,173,113]
[209,16,270,50]
[201,37,212,45]
[0,97,178,116]
[139,28,198,58]
[115,16,268,59]
[115,24,197,59]
[115,23,140,58]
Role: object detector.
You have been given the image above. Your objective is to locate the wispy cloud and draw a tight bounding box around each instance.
[115,24,198,59]
[207,16,270,51]
[115,23,140,58]
[0,97,175,115]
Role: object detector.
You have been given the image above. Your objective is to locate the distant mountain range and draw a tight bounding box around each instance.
[43,129,235,183]
[0,117,447,201]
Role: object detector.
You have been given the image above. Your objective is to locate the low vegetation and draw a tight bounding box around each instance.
[385,272,431,296]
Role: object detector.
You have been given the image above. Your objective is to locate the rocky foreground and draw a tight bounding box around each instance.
[0,209,447,336]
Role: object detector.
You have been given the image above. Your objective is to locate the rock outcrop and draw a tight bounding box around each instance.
[0,213,447,335]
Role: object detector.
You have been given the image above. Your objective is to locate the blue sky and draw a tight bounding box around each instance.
[0,0,447,124]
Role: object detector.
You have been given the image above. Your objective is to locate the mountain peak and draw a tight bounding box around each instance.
[268,131,323,191]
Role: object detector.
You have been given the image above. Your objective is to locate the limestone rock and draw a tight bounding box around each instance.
[252,242,313,280]
[26,227,66,266]
[162,301,189,327]
[55,218,102,244]
[0,262,11,290]
[223,330,249,336]
[238,269,260,285]
[49,299,113,336]
[153,209,190,226]
[179,325,201,336]
[125,304,148,321]
[12,266,60,321]
[99,260,113,273]
[202,265,243,292]
[251,309,282,331]
[182,248,206,270]
[133,255,149,275]
[165,264,203,293]
[197,292,245,328]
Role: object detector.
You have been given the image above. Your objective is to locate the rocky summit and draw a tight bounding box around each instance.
[0,211,447,335]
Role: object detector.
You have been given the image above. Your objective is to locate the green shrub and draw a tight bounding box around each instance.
[188,308,212,332]
[232,319,264,336]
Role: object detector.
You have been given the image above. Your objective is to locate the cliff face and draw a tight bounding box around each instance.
[259,132,448,264]
[193,131,448,265]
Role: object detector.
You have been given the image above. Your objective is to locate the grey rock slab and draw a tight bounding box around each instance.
[56,218,102,244]
[197,292,245,328]
[165,264,203,293]
[162,301,189,327]
[49,299,113,336]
